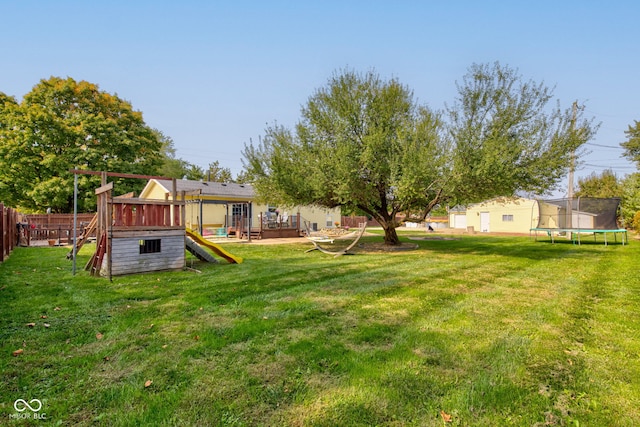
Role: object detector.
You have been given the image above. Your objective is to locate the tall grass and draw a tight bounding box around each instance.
[1,232,638,426]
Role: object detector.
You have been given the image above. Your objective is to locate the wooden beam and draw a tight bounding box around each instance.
[95,182,114,195]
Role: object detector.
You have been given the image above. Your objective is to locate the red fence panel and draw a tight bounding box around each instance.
[26,213,96,242]
[1,204,20,263]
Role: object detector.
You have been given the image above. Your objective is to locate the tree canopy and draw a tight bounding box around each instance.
[243,70,445,244]
[0,77,163,212]
[616,120,640,230]
[622,120,640,168]
[575,169,621,198]
[205,160,233,182]
[243,64,598,245]
[446,64,596,201]
[624,174,640,229]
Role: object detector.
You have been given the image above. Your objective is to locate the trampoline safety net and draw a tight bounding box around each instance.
[535,197,621,230]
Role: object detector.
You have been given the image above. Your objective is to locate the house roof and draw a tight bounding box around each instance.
[448,205,467,213]
[144,179,255,200]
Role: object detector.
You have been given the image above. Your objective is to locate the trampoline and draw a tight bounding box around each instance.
[530,197,628,246]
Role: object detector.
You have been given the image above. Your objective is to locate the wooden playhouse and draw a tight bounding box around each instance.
[81,172,186,277]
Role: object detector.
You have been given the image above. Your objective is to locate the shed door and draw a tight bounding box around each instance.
[453,214,467,229]
[480,212,490,233]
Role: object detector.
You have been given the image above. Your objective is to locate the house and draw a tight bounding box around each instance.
[447,196,622,235]
[450,198,539,234]
[138,179,341,239]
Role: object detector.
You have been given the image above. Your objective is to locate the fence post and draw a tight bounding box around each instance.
[0,203,20,263]
[1,203,5,263]
[10,207,17,253]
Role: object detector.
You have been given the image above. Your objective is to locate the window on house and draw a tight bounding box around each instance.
[502,214,514,222]
[139,239,161,254]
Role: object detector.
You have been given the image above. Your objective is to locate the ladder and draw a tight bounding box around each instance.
[67,213,97,259]
[86,231,107,276]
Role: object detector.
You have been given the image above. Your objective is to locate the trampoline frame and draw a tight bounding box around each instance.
[530,227,628,245]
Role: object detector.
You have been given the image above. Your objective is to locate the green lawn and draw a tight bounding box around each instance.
[1,231,639,426]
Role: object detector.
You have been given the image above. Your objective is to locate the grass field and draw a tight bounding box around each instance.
[1,230,639,426]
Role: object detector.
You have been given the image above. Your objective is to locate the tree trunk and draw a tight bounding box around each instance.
[381,221,401,246]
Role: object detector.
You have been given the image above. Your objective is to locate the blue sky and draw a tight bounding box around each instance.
[2,1,638,194]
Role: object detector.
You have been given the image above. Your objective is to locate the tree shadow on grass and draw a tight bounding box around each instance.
[392,234,618,261]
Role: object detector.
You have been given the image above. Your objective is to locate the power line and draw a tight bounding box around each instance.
[582,163,636,170]
[585,142,624,149]
[583,108,626,119]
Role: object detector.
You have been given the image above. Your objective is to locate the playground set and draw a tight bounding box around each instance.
[70,170,242,278]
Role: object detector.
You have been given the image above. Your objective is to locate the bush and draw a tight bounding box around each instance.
[632,211,640,232]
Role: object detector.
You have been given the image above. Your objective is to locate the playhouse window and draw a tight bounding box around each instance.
[139,239,161,254]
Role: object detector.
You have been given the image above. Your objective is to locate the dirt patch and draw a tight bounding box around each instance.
[407,236,460,241]
[355,242,420,253]
[244,237,308,245]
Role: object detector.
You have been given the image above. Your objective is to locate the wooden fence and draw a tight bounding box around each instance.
[1,203,20,263]
[26,213,96,244]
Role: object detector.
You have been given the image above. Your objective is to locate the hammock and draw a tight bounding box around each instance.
[304,222,367,257]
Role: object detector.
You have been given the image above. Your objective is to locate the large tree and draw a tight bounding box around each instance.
[243,64,598,245]
[0,77,163,212]
[243,70,445,245]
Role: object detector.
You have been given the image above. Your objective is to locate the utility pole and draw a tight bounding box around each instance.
[566,101,577,230]
[568,101,577,200]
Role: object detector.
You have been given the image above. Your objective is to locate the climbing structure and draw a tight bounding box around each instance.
[77,171,185,278]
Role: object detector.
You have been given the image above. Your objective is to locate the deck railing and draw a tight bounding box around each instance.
[111,198,184,229]
[26,213,95,243]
